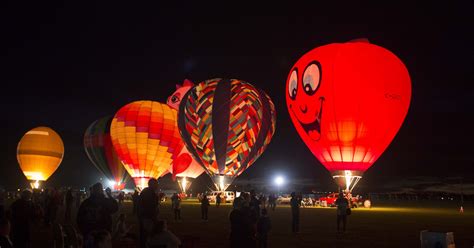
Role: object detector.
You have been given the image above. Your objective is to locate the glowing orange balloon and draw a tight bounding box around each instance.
[17,126,64,188]
[110,101,183,188]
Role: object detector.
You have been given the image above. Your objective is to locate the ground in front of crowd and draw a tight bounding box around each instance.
[124,199,474,247]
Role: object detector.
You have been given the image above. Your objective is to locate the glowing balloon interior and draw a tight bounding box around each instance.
[178,79,276,191]
[110,101,184,188]
[17,127,64,188]
[286,40,411,191]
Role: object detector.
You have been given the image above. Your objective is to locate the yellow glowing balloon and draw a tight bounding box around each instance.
[17,127,64,182]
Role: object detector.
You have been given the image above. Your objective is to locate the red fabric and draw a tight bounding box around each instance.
[172,153,192,180]
[286,41,411,173]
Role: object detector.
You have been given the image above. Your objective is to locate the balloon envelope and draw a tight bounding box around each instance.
[17,127,64,185]
[84,116,129,190]
[178,78,276,191]
[110,100,183,188]
[286,40,411,191]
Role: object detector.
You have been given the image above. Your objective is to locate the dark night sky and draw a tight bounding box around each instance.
[1,2,473,191]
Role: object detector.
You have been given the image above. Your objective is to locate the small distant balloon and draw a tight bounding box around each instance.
[17,126,64,188]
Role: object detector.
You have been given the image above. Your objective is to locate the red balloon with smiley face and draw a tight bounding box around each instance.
[286,39,411,191]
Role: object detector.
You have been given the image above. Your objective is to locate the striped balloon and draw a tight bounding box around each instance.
[178,79,276,191]
[84,116,129,190]
[110,101,184,188]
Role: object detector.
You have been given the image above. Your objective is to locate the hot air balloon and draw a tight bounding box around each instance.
[17,127,64,189]
[167,80,205,193]
[286,39,411,192]
[110,101,184,188]
[178,79,277,191]
[84,116,129,190]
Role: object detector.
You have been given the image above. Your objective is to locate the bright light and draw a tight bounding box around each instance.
[344,170,352,191]
[219,175,225,192]
[108,180,116,188]
[33,180,39,189]
[182,177,188,193]
[274,176,285,186]
[138,178,147,189]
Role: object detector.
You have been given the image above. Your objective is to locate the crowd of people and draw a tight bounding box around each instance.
[0,187,85,248]
[0,182,353,248]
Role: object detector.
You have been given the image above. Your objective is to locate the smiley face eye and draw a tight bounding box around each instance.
[171,95,179,103]
[302,62,321,95]
[288,69,298,100]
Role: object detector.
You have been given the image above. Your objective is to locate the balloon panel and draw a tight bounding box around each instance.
[172,153,192,177]
[174,147,205,179]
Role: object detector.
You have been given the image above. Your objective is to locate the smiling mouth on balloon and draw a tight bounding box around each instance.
[300,118,321,141]
[291,97,324,141]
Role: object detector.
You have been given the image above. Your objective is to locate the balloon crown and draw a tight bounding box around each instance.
[176,79,194,89]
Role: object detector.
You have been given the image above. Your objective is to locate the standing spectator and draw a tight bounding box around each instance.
[335,192,350,233]
[117,192,125,207]
[229,206,243,248]
[138,178,160,248]
[242,193,251,208]
[65,188,74,223]
[76,183,118,240]
[256,208,271,248]
[229,205,256,248]
[233,194,244,210]
[250,190,261,219]
[201,194,210,221]
[171,193,181,222]
[260,194,267,209]
[268,194,276,211]
[44,188,61,225]
[216,193,222,207]
[10,189,35,248]
[290,192,300,233]
[0,218,13,248]
[132,190,140,215]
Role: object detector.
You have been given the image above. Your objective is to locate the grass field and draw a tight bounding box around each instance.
[117,199,474,248]
[6,198,473,247]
